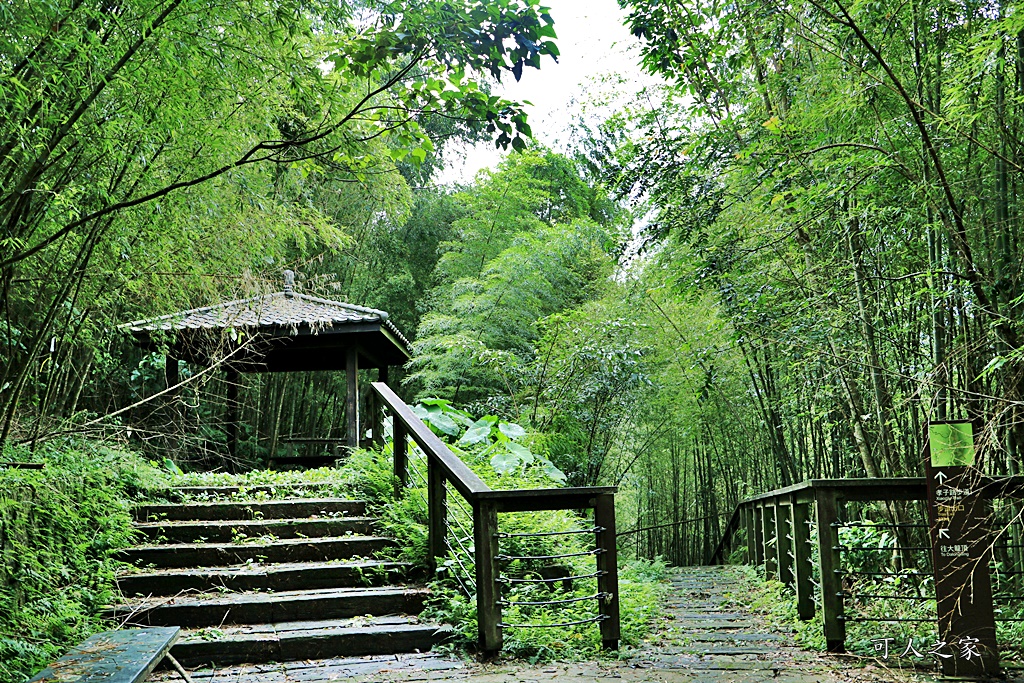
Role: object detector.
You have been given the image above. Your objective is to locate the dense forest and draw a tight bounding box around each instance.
[4,0,1024,571]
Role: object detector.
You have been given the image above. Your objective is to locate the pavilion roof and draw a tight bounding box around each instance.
[122,291,411,350]
[121,274,412,370]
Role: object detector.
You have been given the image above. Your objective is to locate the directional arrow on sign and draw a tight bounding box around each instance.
[935,470,948,485]
[939,528,950,539]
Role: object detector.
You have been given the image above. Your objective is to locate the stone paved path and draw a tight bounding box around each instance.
[152,566,937,683]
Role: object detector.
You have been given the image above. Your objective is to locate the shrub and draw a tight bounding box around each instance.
[0,439,160,683]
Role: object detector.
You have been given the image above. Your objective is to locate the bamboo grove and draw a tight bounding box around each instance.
[7,0,1024,569]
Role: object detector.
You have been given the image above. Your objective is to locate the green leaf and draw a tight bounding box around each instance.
[162,457,183,475]
[459,418,494,445]
[541,461,566,484]
[426,412,460,435]
[498,422,527,440]
[490,450,520,474]
[506,442,534,464]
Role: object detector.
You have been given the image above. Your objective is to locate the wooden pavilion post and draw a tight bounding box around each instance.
[164,354,179,392]
[225,366,239,469]
[163,353,180,456]
[346,349,359,449]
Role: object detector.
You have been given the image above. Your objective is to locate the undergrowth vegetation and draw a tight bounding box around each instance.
[0,439,161,683]
[327,403,668,661]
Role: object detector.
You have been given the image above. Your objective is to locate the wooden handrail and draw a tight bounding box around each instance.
[369,381,621,655]
[372,382,490,499]
[712,476,1024,655]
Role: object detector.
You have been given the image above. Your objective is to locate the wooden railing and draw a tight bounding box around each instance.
[370,382,620,654]
[711,477,1024,653]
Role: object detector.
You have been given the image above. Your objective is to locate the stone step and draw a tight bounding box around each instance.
[134,499,366,523]
[110,586,429,628]
[153,485,338,500]
[134,517,377,544]
[170,616,451,667]
[117,560,409,597]
[118,536,393,568]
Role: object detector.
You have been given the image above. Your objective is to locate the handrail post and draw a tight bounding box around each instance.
[791,496,815,620]
[393,418,408,499]
[744,504,755,565]
[474,500,502,655]
[753,505,765,566]
[427,457,447,572]
[594,493,621,649]
[776,497,793,586]
[815,488,845,652]
[763,502,778,580]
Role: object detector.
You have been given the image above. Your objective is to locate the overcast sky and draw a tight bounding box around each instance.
[437,0,656,184]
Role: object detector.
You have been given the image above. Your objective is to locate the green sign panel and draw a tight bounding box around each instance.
[929,421,975,467]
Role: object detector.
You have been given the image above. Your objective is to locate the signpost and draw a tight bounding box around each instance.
[926,420,999,676]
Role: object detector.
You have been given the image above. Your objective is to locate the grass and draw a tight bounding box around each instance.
[0,438,162,683]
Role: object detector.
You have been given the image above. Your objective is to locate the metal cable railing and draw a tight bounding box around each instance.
[710,477,1024,659]
[370,381,621,654]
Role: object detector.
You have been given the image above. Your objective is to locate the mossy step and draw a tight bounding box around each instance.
[134,517,377,544]
[118,536,393,568]
[117,560,410,597]
[134,498,366,522]
[170,615,451,667]
[156,485,339,500]
[109,586,429,628]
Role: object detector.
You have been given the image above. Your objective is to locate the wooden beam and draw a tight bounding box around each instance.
[371,368,385,446]
[775,499,792,586]
[595,492,621,650]
[225,367,239,468]
[393,418,408,498]
[28,627,180,683]
[815,488,845,652]
[346,348,359,450]
[474,500,502,655]
[791,499,815,621]
[428,457,447,571]
[164,354,179,392]
[762,503,778,580]
[744,505,756,565]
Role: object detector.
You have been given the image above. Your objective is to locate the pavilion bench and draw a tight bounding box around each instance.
[28,627,181,683]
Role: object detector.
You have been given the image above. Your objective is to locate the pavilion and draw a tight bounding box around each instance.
[120,271,412,461]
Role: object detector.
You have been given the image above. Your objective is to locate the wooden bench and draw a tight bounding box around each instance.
[29,627,180,683]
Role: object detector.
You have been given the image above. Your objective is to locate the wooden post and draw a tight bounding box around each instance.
[791,498,815,621]
[164,354,179,392]
[474,500,502,655]
[427,456,447,571]
[744,505,756,565]
[815,488,845,652]
[393,418,408,499]
[776,499,793,586]
[225,367,239,469]
[163,354,180,454]
[594,493,620,650]
[371,369,384,447]
[345,348,359,450]
[763,502,778,580]
[753,505,765,566]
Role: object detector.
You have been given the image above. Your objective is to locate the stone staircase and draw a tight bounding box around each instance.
[110,487,448,667]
